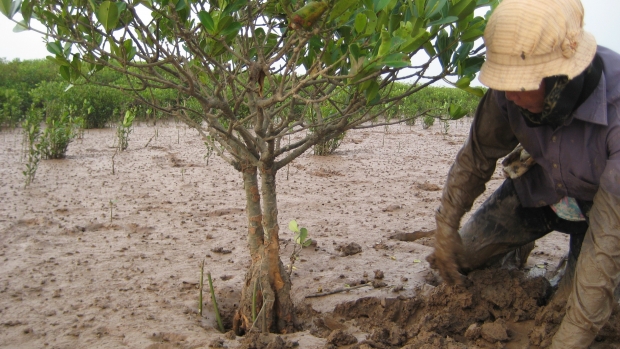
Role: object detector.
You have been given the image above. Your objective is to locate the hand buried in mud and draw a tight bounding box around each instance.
[426,210,468,285]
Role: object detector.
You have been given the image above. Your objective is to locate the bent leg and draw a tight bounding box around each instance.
[459,179,554,271]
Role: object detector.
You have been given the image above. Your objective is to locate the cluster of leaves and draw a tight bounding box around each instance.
[39,110,80,159]
[21,106,43,187]
[20,104,82,186]
[116,109,135,151]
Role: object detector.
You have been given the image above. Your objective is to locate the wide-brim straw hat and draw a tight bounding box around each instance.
[479,0,597,91]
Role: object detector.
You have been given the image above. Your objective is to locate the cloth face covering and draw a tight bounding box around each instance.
[519,54,604,129]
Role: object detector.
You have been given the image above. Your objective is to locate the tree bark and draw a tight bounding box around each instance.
[233,163,295,334]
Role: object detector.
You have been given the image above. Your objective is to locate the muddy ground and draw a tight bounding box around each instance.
[1,120,618,348]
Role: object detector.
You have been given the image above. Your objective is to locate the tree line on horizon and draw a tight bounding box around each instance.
[0,58,482,130]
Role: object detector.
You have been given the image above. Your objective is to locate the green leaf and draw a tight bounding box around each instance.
[13,19,28,32]
[349,43,360,59]
[7,0,20,18]
[59,65,71,81]
[222,0,247,16]
[377,29,390,57]
[422,41,435,57]
[448,0,476,20]
[452,41,473,65]
[354,12,366,34]
[198,11,215,33]
[414,0,425,17]
[462,86,485,97]
[299,227,308,241]
[115,1,127,12]
[175,0,187,11]
[123,39,136,61]
[21,0,31,22]
[373,0,390,12]
[459,55,484,76]
[46,41,63,55]
[220,21,241,37]
[448,103,467,120]
[329,0,357,22]
[460,27,484,42]
[217,15,233,34]
[45,55,70,67]
[382,53,410,68]
[63,42,72,57]
[424,0,446,18]
[0,0,9,17]
[428,15,457,27]
[400,30,430,53]
[70,53,81,76]
[109,39,120,57]
[454,75,471,89]
[363,9,377,35]
[96,1,120,33]
[0,0,19,18]
[365,80,379,103]
[288,220,299,233]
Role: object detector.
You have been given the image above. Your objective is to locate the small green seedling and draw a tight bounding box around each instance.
[116,110,135,151]
[287,220,312,276]
[288,220,312,248]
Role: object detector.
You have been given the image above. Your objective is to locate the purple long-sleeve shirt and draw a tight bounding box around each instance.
[464,46,620,207]
[491,46,620,207]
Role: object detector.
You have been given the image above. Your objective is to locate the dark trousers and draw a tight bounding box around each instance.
[460,179,591,291]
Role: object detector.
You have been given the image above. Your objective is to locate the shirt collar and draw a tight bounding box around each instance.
[572,66,608,126]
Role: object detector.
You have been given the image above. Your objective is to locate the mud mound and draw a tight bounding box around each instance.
[328,269,552,348]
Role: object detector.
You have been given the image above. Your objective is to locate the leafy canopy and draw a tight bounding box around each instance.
[2,0,497,168]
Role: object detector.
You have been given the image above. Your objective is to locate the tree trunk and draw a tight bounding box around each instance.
[233,163,295,334]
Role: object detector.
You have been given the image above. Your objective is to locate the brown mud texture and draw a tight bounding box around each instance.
[3,124,620,349]
[289,269,620,349]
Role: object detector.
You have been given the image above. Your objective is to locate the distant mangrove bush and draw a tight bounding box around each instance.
[1,59,481,130]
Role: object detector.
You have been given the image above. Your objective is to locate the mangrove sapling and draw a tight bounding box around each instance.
[21,108,43,188]
[39,111,78,159]
[111,151,117,175]
[203,138,214,166]
[116,110,135,152]
[287,220,313,276]
[441,119,450,138]
[423,115,435,129]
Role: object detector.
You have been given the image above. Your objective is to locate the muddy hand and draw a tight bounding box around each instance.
[426,247,465,285]
[427,211,468,285]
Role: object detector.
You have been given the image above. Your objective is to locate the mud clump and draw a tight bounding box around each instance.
[326,329,358,346]
[339,242,363,256]
[480,319,509,343]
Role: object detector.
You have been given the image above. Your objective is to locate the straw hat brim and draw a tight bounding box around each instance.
[479,31,597,91]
